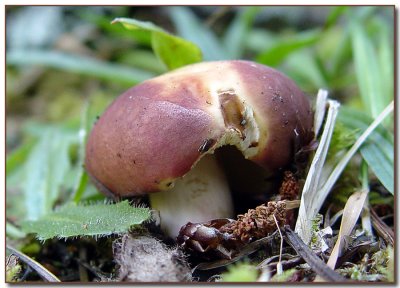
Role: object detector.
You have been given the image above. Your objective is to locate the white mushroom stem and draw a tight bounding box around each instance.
[149,154,234,238]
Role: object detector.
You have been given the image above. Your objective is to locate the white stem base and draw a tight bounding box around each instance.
[149,154,234,238]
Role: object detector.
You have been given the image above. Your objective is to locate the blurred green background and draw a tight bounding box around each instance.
[6,6,394,232]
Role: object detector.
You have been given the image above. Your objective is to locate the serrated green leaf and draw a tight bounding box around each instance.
[21,201,151,240]
[113,17,202,70]
[7,50,155,86]
[169,7,227,61]
[338,107,394,194]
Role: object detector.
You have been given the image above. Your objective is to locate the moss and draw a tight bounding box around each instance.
[221,262,258,282]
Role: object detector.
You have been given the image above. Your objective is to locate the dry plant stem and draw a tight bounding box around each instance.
[296,97,340,243]
[370,208,394,246]
[266,256,305,273]
[6,245,60,282]
[361,199,373,236]
[284,227,347,282]
[194,232,278,271]
[313,89,329,136]
[273,214,283,275]
[296,97,394,244]
[316,101,394,214]
[335,241,375,269]
[314,189,368,282]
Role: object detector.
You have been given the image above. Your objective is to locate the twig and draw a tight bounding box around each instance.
[6,245,60,282]
[257,253,297,269]
[283,226,347,282]
[335,241,376,268]
[194,231,278,271]
[261,255,304,271]
[370,208,394,246]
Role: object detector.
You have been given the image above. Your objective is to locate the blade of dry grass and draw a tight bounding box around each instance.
[317,101,394,206]
[295,94,340,243]
[327,189,368,269]
[314,89,329,136]
[295,100,394,244]
[314,189,368,282]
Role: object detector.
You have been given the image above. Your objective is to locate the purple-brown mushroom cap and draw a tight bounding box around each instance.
[85,60,313,197]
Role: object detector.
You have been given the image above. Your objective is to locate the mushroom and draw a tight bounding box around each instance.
[85,60,313,237]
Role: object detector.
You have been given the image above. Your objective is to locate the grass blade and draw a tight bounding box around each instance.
[296,100,393,243]
[317,102,393,216]
[22,128,77,220]
[295,97,340,243]
[7,50,155,86]
[326,189,368,269]
[222,7,261,58]
[256,30,320,67]
[169,6,227,61]
[339,107,394,193]
[6,222,26,239]
[6,137,36,174]
[351,21,387,118]
[315,189,368,282]
[324,6,349,29]
[72,102,90,203]
[285,51,328,90]
[377,18,394,122]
